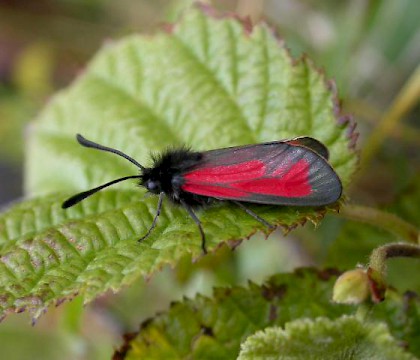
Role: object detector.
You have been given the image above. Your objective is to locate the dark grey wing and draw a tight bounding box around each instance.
[181,141,342,206]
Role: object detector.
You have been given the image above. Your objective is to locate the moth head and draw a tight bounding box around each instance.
[140,169,162,194]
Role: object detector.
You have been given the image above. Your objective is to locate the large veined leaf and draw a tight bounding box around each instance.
[0,5,357,319]
[113,269,420,359]
[238,316,415,360]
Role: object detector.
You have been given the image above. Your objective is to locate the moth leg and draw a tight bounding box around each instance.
[139,192,165,242]
[180,200,207,255]
[232,201,275,229]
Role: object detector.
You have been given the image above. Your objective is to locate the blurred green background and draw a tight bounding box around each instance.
[0,0,418,359]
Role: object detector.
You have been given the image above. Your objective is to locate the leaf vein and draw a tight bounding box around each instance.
[172,33,257,142]
[90,74,183,145]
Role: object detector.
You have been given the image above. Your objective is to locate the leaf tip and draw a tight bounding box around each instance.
[188,1,256,36]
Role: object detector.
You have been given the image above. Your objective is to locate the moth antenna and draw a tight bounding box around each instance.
[76,134,145,170]
[62,175,140,208]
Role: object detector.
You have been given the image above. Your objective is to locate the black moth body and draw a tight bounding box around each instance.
[142,149,211,207]
[62,134,343,254]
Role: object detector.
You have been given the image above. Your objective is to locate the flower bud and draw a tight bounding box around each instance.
[332,269,370,304]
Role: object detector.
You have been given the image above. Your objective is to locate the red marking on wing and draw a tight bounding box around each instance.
[234,159,311,197]
[182,184,248,198]
[182,158,312,199]
[184,160,266,183]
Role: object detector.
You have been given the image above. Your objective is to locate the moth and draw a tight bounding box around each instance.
[62,134,342,254]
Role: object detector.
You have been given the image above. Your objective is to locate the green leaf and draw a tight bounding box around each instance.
[237,316,416,360]
[114,269,420,359]
[1,5,357,319]
[115,269,348,359]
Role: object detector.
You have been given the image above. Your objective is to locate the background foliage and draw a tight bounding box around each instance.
[0,0,418,359]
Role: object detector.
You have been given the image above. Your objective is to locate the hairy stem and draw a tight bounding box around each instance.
[337,204,419,244]
[370,243,420,275]
[367,243,420,302]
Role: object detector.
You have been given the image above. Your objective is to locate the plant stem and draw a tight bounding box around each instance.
[365,243,420,303]
[355,303,373,321]
[361,64,420,170]
[337,204,419,244]
[369,243,420,275]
